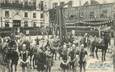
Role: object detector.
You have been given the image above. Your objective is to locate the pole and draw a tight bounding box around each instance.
[50,1,71,42]
[112,18,115,71]
[0,17,2,37]
[57,6,66,42]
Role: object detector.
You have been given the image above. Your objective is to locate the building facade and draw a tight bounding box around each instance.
[49,0,115,36]
[64,1,114,35]
[0,0,49,36]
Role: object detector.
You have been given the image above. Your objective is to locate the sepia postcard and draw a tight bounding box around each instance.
[0,0,114,72]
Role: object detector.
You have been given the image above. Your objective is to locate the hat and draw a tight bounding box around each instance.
[63,44,67,48]
[81,44,84,47]
[72,44,75,47]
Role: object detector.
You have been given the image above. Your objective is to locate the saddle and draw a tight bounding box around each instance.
[8,40,17,51]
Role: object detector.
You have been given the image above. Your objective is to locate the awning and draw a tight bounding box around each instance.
[79,19,113,26]
[100,26,111,31]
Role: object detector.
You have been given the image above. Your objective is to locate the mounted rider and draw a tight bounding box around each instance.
[6,33,19,72]
[7,33,18,61]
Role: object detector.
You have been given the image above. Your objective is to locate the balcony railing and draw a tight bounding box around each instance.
[0,3,36,10]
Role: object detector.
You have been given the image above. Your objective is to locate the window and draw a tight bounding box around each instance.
[60,2,64,6]
[5,21,9,27]
[5,0,8,3]
[40,13,44,18]
[5,11,9,18]
[33,13,36,18]
[102,10,107,18]
[33,22,36,27]
[114,13,115,18]
[24,12,28,17]
[15,0,19,3]
[24,21,28,27]
[53,2,58,8]
[68,1,72,7]
[100,13,104,18]
[100,10,107,18]
[90,11,95,18]
[40,22,43,25]
[39,1,44,11]
[24,1,28,5]
[80,12,84,18]
[103,10,107,14]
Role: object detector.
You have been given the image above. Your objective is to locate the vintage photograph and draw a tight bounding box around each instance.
[0,0,114,72]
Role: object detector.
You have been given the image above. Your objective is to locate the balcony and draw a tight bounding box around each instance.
[0,3,36,10]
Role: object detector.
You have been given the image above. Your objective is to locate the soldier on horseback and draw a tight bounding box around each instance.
[6,34,19,72]
[101,31,110,61]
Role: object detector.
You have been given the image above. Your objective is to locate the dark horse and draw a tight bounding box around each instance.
[5,39,19,72]
[91,35,110,61]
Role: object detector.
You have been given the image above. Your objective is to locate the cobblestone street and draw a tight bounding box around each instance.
[0,51,113,72]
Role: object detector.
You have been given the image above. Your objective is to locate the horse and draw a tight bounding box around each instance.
[90,36,110,61]
[5,39,19,72]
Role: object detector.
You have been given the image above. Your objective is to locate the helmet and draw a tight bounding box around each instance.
[22,44,26,50]
[63,44,67,48]
[81,44,84,47]
[72,44,76,48]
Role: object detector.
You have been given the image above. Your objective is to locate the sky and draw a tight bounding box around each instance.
[97,0,115,3]
[73,0,115,6]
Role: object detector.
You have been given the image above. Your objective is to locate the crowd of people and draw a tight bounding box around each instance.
[0,32,112,72]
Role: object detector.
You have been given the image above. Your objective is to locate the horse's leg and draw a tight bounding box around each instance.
[54,49,57,60]
[91,46,95,58]
[22,66,26,72]
[8,60,12,72]
[95,48,99,59]
[79,63,83,72]
[48,66,51,72]
[14,63,18,72]
[52,53,54,60]
[83,62,86,72]
[55,52,57,60]
[104,49,107,61]
[30,56,32,69]
[33,55,35,68]
[102,49,104,62]
[11,63,13,72]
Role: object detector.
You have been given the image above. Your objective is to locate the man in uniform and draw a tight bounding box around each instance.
[79,44,88,72]
[60,45,70,72]
[69,44,79,72]
[20,44,30,72]
[7,35,19,72]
